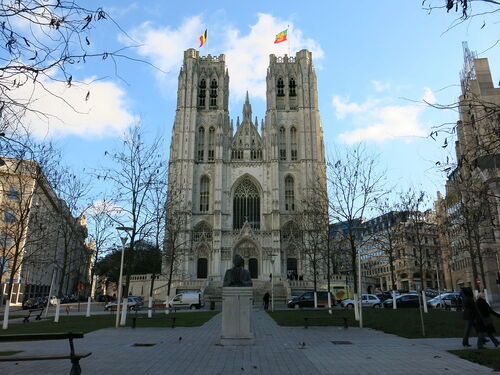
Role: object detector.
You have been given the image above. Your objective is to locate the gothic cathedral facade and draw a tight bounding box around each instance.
[166,48,326,287]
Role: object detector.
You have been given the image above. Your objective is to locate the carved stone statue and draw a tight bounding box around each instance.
[223,254,253,287]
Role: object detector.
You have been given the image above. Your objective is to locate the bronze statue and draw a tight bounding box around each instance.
[223,254,253,287]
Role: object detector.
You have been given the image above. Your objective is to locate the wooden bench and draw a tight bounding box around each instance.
[0,332,91,374]
[304,316,349,329]
[131,315,177,329]
[23,308,44,323]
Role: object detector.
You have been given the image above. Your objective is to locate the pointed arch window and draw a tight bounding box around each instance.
[200,176,210,212]
[210,79,218,109]
[285,176,295,211]
[279,127,286,161]
[198,79,206,108]
[233,179,260,229]
[290,127,297,161]
[289,78,296,96]
[277,77,285,97]
[197,127,205,161]
[208,127,215,161]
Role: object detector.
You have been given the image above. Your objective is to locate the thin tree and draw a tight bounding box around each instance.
[99,124,165,297]
[327,144,387,295]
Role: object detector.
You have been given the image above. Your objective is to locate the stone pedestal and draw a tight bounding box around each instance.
[221,287,254,346]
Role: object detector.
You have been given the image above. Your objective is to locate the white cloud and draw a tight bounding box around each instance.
[332,96,379,120]
[125,16,203,81]
[125,13,324,100]
[336,89,432,144]
[224,13,324,100]
[371,80,391,92]
[11,76,136,139]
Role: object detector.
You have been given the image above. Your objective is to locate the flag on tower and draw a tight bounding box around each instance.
[274,29,288,44]
[199,29,207,47]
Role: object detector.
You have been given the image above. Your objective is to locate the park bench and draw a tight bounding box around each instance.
[304,316,349,329]
[131,314,178,329]
[23,308,44,323]
[0,332,91,375]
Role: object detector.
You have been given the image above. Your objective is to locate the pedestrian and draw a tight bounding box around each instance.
[475,293,499,348]
[461,287,476,347]
[263,292,270,311]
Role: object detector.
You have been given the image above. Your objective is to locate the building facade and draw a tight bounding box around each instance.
[164,49,327,294]
[437,46,500,302]
[0,157,91,304]
[359,211,444,292]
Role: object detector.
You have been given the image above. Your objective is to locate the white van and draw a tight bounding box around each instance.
[168,291,205,310]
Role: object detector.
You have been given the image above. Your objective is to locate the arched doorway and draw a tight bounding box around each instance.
[249,258,258,279]
[234,240,259,279]
[197,258,208,279]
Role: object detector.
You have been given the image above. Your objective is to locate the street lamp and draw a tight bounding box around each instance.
[270,254,276,312]
[115,226,132,328]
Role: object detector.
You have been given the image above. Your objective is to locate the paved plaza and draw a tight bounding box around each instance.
[0,307,496,374]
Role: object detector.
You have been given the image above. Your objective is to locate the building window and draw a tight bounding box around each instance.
[279,127,286,160]
[289,78,296,96]
[277,77,285,97]
[233,179,260,229]
[208,127,215,161]
[200,176,209,212]
[197,127,205,161]
[290,127,297,161]
[7,186,19,200]
[209,79,218,109]
[0,233,12,248]
[285,176,294,211]
[4,210,16,223]
[198,79,206,108]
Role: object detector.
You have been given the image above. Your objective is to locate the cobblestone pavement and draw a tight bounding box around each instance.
[0,307,496,375]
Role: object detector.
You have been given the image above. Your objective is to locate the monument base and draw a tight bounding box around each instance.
[220,287,254,346]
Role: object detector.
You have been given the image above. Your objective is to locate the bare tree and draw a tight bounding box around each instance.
[327,144,387,294]
[99,124,165,297]
[0,1,139,138]
[291,186,329,292]
[85,200,117,298]
[163,163,189,299]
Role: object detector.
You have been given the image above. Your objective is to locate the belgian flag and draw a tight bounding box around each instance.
[199,29,207,47]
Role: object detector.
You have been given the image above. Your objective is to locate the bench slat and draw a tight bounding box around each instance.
[0,332,84,342]
[0,353,91,362]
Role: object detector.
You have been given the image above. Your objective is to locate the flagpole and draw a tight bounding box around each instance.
[287,24,290,57]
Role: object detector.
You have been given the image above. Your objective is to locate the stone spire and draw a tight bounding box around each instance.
[243,91,252,122]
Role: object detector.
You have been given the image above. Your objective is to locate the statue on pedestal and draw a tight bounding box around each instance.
[223,254,253,287]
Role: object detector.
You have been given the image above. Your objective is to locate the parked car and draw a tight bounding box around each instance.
[105,296,144,311]
[374,291,394,301]
[341,294,382,309]
[167,291,204,310]
[287,291,335,309]
[383,294,421,308]
[426,292,460,308]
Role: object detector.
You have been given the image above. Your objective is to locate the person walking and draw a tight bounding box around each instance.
[461,287,476,347]
[263,292,270,311]
[475,293,500,348]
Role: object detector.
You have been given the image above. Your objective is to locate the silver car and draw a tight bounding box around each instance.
[341,294,382,309]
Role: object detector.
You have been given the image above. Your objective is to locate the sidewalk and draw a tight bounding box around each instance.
[0,307,496,375]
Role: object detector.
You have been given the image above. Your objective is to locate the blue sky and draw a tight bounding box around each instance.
[21,0,500,209]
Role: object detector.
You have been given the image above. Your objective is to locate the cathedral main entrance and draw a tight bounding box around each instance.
[234,240,259,279]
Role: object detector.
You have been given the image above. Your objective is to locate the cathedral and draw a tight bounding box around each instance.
[165,48,327,292]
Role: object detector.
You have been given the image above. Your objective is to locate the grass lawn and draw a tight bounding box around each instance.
[449,349,500,371]
[0,311,219,335]
[268,308,500,339]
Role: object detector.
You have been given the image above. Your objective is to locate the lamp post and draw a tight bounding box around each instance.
[115,226,132,328]
[270,254,276,312]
